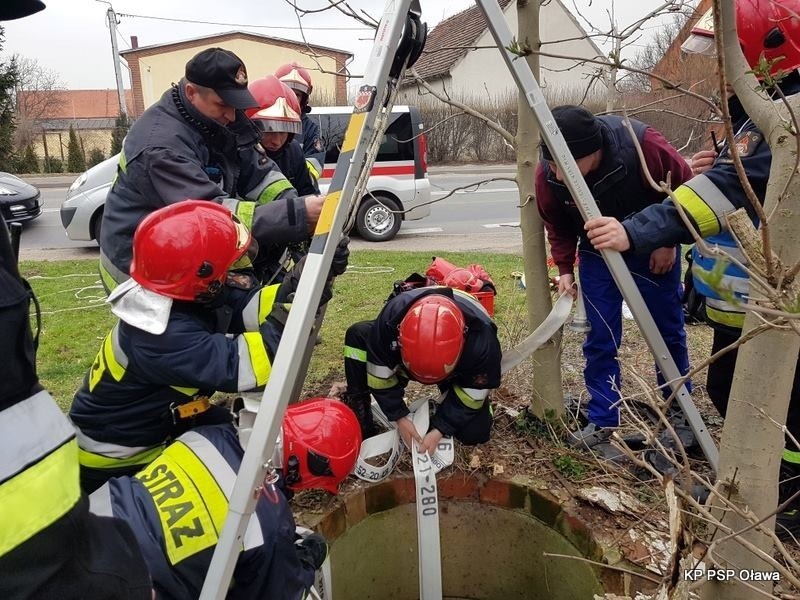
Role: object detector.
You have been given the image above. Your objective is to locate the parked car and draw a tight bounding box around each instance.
[311,104,431,241]
[0,172,42,223]
[61,105,431,243]
[60,154,117,242]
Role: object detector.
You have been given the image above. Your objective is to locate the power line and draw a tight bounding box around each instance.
[114,24,131,49]
[116,12,372,31]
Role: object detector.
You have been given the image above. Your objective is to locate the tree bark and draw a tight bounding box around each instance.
[516,0,564,419]
[701,1,800,597]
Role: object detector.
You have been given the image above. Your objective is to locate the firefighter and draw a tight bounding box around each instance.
[275,61,327,181]
[247,75,319,196]
[536,105,694,447]
[0,216,151,598]
[583,0,800,536]
[245,75,321,282]
[99,47,325,291]
[342,287,502,452]
[70,201,347,492]
[88,398,362,600]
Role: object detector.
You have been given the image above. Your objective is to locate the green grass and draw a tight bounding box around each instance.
[21,250,531,412]
[552,454,587,480]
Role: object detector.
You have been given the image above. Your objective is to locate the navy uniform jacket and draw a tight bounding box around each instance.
[90,424,315,600]
[0,216,151,599]
[619,79,800,330]
[70,282,285,459]
[100,81,308,286]
[301,112,326,176]
[269,138,319,196]
[619,81,800,253]
[366,287,502,436]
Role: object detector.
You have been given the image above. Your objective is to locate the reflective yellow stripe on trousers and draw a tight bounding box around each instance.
[0,391,81,555]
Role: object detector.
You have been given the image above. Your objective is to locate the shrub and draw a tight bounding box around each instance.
[16,144,39,173]
[110,114,130,156]
[44,156,63,173]
[66,126,86,172]
[87,147,105,168]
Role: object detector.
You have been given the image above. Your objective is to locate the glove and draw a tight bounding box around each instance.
[275,256,304,304]
[275,258,335,306]
[276,238,349,305]
[330,236,350,276]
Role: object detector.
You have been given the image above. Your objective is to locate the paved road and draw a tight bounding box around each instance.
[17,168,526,261]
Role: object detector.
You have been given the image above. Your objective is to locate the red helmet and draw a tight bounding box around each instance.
[130,201,251,302]
[282,398,361,494]
[274,62,313,96]
[443,268,483,294]
[398,295,466,384]
[682,1,800,76]
[245,76,303,135]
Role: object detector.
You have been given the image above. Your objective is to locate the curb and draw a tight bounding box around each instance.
[19,176,77,189]
[428,163,515,174]
[17,166,514,188]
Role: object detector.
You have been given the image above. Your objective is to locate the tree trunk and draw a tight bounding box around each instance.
[516,0,564,419]
[701,2,800,596]
[703,147,800,600]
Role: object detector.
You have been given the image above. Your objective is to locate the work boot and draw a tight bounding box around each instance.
[568,422,616,450]
[563,394,589,427]
[777,460,800,541]
[664,406,697,450]
[341,391,378,439]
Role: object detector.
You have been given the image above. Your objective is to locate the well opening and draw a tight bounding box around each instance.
[309,476,626,599]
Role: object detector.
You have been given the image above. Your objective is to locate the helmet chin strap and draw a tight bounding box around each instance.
[235,391,283,469]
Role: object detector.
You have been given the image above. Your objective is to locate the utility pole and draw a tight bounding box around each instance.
[106,6,128,117]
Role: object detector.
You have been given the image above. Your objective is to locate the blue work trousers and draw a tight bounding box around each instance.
[578,246,691,427]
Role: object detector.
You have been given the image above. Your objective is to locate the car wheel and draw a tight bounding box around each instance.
[92,209,103,244]
[355,196,401,242]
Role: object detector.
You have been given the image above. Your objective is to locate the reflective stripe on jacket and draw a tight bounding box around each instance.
[90,424,315,600]
[99,82,303,287]
[362,286,502,436]
[69,284,283,457]
[691,232,751,329]
[0,391,81,556]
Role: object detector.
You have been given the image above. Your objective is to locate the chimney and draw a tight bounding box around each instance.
[131,35,138,49]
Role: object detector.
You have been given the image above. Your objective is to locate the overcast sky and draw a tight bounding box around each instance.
[3,0,690,91]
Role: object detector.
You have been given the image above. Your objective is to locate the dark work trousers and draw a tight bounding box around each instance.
[707,326,800,461]
[343,320,492,445]
[578,246,692,427]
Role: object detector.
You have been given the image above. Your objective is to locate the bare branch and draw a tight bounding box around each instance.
[541,552,663,585]
[408,69,515,147]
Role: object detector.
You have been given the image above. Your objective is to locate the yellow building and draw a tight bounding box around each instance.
[121,31,351,117]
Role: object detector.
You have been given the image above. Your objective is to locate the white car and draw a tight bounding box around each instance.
[61,105,431,243]
[60,154,117,242]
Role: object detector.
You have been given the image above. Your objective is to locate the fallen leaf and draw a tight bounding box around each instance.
[493,463,504,476]
[469,454,481,469]
[577,486,646,516]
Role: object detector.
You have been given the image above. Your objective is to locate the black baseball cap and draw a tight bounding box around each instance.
[540,105,603,162]
[185,48,258,110]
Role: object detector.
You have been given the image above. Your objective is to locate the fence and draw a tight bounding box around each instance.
[408,87,718,165]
